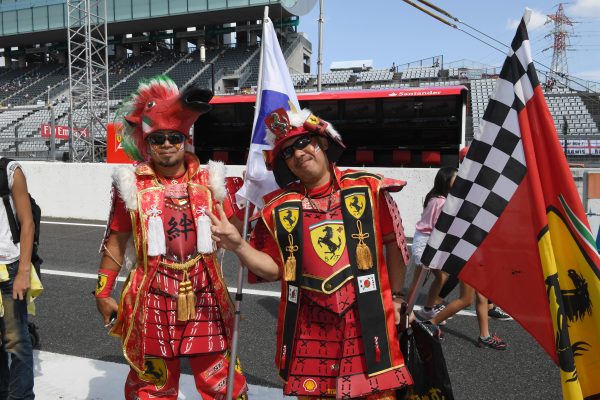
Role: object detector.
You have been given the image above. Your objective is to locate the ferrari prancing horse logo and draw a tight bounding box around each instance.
[310,220,346,266]
[278,207,299,233]
[344,193,366,219]
[139,357,168,389]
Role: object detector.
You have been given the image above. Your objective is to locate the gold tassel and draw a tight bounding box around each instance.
[352,220,373,270]
[177,283,189,322]
[284,234,298,281]
[357,242,373,270]
[186,289,197,320]
[177,271,192,321]
[284,254,297,281]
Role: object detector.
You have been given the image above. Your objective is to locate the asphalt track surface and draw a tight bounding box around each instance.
[33,219,562,399]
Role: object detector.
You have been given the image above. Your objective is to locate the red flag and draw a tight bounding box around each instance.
[421,11,600,399]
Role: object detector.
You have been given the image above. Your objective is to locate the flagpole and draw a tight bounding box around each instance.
[225,199,250,399]
[225,8,269,399]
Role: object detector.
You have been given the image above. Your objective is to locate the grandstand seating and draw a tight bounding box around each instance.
[401,67,440,80]
[112,50,185,99]
[168,49,217,88]
[242,41,292,89]
[291,73,311,87]
[356,69,393,83]
[321,70,352,85]
[470,78,599,138]
[192,45,259,91]
[447,67,460,78]
[0,49,598,163]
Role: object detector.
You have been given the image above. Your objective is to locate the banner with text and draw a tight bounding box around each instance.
[40,124,89,140]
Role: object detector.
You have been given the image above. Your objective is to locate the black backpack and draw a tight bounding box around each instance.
[0,157,43,277]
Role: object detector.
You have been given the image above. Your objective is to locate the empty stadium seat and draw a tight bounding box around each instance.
[356,149,374,165]
[392,149,411,166]
[421,150,441,166]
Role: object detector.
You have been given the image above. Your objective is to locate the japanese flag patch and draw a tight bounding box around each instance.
[288,285,298,304]
[357,274,377,293]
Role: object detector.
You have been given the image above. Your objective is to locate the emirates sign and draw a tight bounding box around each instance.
[40,123,89,139]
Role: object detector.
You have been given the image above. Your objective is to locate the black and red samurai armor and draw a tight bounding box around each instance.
[250,167,413,399]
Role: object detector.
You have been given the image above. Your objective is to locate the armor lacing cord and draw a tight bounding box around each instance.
[284,234,298,282]
[352,220,373,270]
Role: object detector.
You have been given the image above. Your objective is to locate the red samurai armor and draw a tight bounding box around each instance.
[100,75,247,399]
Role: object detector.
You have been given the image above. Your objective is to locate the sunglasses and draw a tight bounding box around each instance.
[147,133,186,146]
[280,135,314,160]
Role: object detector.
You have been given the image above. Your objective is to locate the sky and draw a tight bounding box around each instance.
[293,0,600,84]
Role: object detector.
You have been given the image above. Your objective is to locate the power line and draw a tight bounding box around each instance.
[401,0,600,91]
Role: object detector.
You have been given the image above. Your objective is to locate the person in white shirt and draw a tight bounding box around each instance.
[0,157,35,399]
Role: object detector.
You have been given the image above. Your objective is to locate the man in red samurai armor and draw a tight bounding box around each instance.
[95,75,247,400]
[210,107,413,399]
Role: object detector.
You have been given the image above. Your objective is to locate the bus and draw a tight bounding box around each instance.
[194,86,468,167]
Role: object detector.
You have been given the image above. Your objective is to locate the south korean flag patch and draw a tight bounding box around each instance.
[357,274,377,294]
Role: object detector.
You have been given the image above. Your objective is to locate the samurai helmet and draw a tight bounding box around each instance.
[263,108,345,187]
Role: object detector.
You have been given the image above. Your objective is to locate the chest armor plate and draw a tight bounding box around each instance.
[162,183,197,261]
[300,196,356,314]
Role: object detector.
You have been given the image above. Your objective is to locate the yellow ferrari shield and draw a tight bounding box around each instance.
[310,220,346,266]
[139,357,168,389]
[344,193,366,219]
[278,207,299,233]
[95,273,107,296]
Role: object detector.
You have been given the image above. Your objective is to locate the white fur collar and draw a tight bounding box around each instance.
[112,166,137,211]
[112,161,226,209]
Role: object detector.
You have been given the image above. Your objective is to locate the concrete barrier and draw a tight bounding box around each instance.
[17,161,595,238]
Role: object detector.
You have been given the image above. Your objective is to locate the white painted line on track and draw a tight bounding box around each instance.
[34,350,292,399]
[42,268,281,297]
[40,268,485,316]
[41,220,106,227]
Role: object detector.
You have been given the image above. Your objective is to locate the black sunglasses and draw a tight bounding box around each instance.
[147,133,186,146]
[280,135,314,160]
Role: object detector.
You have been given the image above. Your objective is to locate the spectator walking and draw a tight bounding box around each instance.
[411,167,457,323]
[0,157,37,400]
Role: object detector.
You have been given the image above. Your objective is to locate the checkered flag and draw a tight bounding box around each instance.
[420,11,600,397]
[420,14,535,273]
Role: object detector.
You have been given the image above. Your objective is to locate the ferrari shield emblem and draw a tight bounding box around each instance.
[95,273,107,296]
[344,193,366,219]
[139,357,168,389]
[278,207,299,233]
[310,220,346,266]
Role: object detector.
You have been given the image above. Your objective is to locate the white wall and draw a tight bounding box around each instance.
[18,162,437,237]
[20,162,596,238]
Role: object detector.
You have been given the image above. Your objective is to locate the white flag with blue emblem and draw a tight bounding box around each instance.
[235,9,300,209]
